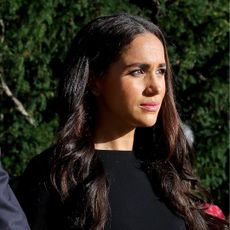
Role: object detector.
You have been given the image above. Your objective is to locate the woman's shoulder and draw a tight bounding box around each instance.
[16,146,57,204]
[16,146,64,230]
[21,146,54,182]
[27,146,54,170]
[16,146,55,197]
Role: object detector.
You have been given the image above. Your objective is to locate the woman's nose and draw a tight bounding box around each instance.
[143,74,163,96]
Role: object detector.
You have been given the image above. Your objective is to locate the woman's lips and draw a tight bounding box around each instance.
[139,103,161,112]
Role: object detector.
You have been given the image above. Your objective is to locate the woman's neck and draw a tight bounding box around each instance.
[94,126,135,151]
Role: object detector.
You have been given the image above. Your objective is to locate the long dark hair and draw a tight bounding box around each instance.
[51,14,228,229]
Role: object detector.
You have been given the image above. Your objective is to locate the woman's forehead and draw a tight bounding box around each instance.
[119,33,165,65]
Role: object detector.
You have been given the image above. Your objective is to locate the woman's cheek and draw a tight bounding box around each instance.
[121,80,143,97]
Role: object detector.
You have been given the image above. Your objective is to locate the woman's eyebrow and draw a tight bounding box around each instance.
[158,63,166,68]
[124,63,151,69]
[125,63,166,69]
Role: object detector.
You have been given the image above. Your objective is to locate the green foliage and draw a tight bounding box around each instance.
[0,0,228,211]
[157,0,229,209]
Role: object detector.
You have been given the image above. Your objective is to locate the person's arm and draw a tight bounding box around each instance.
[0,163,30,230]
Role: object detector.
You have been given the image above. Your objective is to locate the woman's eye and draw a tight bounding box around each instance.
[156,68,166,76]
[129,69,144,77]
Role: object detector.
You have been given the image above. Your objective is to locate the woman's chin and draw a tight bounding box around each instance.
[134,117,158,128]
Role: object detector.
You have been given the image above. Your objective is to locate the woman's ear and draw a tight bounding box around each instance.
[88,71,102,96]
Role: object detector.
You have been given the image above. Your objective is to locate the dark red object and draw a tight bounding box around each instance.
[204,203,225,220]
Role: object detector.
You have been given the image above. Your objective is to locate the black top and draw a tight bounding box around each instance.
[99,150,186,230]
[16,148,186,230]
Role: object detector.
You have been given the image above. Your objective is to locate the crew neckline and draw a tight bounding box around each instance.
[95,149,133,153]
[97,149,139,165]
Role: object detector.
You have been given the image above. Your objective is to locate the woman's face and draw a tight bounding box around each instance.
[94,32,166,130]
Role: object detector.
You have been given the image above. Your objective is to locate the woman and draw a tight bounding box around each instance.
[16,14,228,229]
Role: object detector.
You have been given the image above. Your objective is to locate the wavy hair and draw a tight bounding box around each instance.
[51,14,228,229]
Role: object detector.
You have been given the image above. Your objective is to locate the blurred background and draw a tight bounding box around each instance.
[0,0,229,215]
